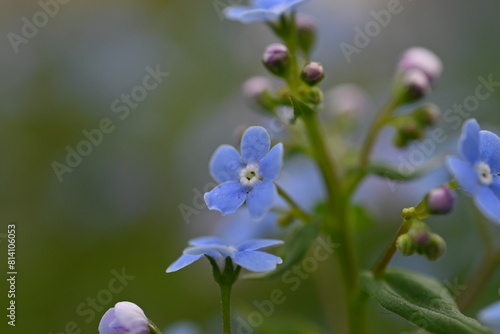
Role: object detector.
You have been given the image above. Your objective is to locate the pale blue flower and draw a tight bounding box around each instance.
[478,293,500,333]
[99,302,149,334]
[166,236,283,273]
[204,126,283,220]
[446,119,500,223]
[224,0,309,24]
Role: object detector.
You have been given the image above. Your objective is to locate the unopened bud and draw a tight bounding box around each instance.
[326,84,369,117]
[242,76,273,109]
[396,234,416,256]
[296,14,317,54]
[400,68,431,102]
[263,43,289,77]
[426,185,455,215]
[424,234,446,261]
[393,119,424,148]
[398,47,443,84]
[415,104,441,126]
[408,227,431,247]
[301,62,324,86]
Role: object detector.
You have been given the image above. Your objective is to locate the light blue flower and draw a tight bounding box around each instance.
[224,0,309,24]
[166,236,283,273]
[204,126,283,220]
[478,293,500,333]
[214,156,324,244]
[99,302,150,334]
[446,119,500,223]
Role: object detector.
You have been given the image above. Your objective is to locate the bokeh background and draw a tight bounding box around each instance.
[1,0,500,333]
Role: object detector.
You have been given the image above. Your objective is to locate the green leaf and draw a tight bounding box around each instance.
[244,218,321,280]
[290,94,315,123]
[361,268,493,334]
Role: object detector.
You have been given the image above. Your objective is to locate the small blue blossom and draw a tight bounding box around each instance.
[166,236,283,273]
[224,0,309,24]
[446,119,500,223]
[478,291,500,333]
[99,302,150,334]
[204,126,283,220]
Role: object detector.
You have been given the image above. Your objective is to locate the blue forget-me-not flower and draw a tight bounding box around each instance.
[224,0,309,24]
[166,236,283,273]
[446,119,500,223]
[204,126,283,220]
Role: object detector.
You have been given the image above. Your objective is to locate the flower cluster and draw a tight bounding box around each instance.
[95,1,500,333]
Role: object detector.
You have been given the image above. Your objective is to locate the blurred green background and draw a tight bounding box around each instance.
[1,0,500,333]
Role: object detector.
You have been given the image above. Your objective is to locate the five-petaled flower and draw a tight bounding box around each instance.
[166,236,284,273]
[446,119,500,223]
[204,126,283,220]
[224,0,309,24]
[99,302,150,334]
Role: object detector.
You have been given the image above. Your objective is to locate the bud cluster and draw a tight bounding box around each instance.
[392,104,441,148]
[393,47,443,103]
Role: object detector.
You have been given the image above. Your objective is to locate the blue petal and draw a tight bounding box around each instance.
[188,236,228,246]
[446,156,479,194]
[225,7,272,23]
[184,244,235,259]
[246,181,277,220]
[209,145,243,183]
[233,250,282,272]
[241,126,271,164]
[259,143,283,181]
[491,176,500,199]
[166,254,203,273]
[478,300,500,329]
[474,186,500,224]
[204,182,248,215]
[480,130,500,173]
[459,119,480,164]
[237,239,284,252]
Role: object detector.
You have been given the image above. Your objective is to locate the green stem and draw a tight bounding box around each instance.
[277,185,312,222]
[457,249,500,312]
[359,98,400,169]
[220,283,233,334]
[148,322,163,334]
[372,217,412,276]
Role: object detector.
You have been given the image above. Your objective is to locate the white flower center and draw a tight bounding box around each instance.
[239,163,262,187]
[475,161,493,185]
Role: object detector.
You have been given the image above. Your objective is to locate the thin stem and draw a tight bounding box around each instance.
[372,218,412,276]
[276,184,312,222]
[457,249,500,312]
[359,98,400,169]
[220,283,233,334]
[472,203,494,253]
